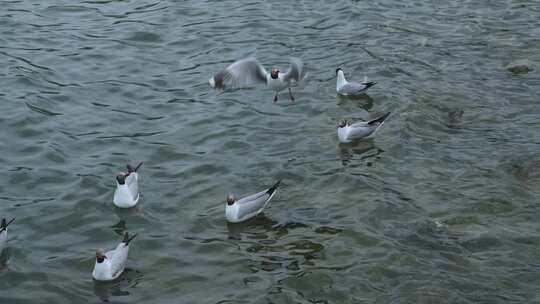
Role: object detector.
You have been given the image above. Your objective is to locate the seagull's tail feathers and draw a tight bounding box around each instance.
[266,180,282,196]
[361,76,377,90]
[127,162,143,173]
[122,232,138,246]
[368,112,391,125]
[0,218,15,232]
[363,82,377,90]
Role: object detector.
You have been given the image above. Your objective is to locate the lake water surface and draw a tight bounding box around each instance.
[1,0,540,303]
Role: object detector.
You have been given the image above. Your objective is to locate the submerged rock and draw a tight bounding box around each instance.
[506,60,533,74]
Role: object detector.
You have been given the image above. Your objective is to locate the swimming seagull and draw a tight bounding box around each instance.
[336,68,376,96]
[0,218,15,249]
[337,112,391,143]
[92,231,137,281]
[225,180,281,223]
[209,58,306,102]
[113,162,143,208]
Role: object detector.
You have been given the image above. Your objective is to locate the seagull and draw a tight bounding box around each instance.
[0,218,15,249]
[92,231,137,281]
[225,180,281,223]
[337,112,391,143]
[113,162,142,208]
[336,68,376,96]
[209,58,306,102]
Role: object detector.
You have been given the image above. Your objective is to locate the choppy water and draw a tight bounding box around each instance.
[1,0,540,303]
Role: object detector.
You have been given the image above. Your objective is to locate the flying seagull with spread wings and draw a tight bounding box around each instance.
[210,58,306,102]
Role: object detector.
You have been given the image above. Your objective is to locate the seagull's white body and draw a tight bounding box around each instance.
[0,229,7,249]
[226,181,281,223]
[336,69,376,96]
[113,173,139,208]
[0,218,14,250]
[266,73,290,93]
[336,70,348,92]
[338,112,391,143]
[92,233,136,281]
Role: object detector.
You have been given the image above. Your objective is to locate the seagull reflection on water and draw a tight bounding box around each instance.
[93,268,143,302]
[336,93,374,111]
[113,201,143,221]
[226,214,278,240]
[93,279,129,302]
[338,140,384,167]
[0,248,10,272]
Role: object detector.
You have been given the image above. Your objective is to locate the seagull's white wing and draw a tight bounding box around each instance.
[283,58,305,82]
[235,180,281,220]
[345,122,373,140]
[338,80,376,95]
[338,82,368,95]
[348,112,391,140]
[235,190,271,220]
[210,58,268,89]
[106,243,129,279]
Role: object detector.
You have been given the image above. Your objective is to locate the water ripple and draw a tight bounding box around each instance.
[0,0,539,303]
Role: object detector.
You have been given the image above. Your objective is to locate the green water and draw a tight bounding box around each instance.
[1,0,539,303]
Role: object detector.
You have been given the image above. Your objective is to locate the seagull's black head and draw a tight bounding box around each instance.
[116,174,126,185]
[338,120,347,128]
[96,249,106,263]
[0,219,6,229]
[336,68,343,75]
[270,69,279,79]
[226,194,235,206]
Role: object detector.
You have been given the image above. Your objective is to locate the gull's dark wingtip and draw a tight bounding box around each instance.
[362,81,377,90]
[266,180,282,195]
[0,218,14,233]
[127,162,143,173]
[368,112,391,125]
[122,231,138,246]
